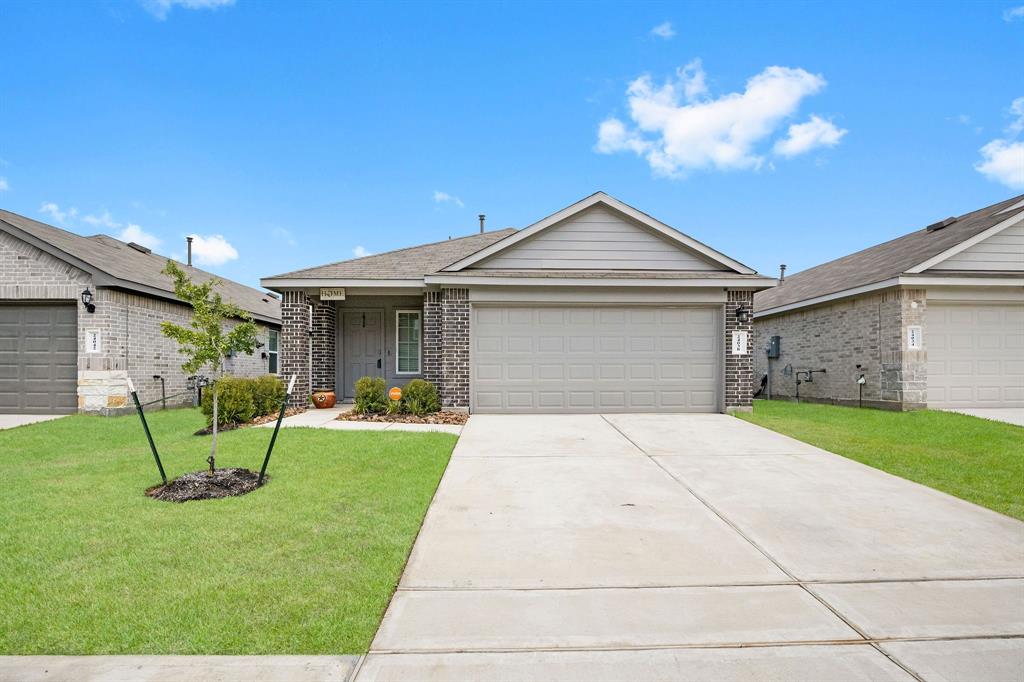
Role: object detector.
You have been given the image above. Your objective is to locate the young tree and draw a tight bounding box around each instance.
[161,261,258,474]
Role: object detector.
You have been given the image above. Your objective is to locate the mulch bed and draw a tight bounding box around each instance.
[147,468,265,503]
[337,411,469,425]
[194,407,306,436]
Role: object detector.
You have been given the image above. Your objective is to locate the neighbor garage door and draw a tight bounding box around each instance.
[926,302,1024,408]
[0,304,78,414]
[471,306,720,413]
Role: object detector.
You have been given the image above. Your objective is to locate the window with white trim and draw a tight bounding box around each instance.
[396,310,421,374]
[268,329,279,374]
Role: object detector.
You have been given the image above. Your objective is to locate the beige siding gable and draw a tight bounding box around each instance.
[928,221,1024,272]
[471,205,724,271]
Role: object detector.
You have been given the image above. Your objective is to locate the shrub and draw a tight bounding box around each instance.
[353,376,388,414]
[402,379,440,416]
[201,375,285,427]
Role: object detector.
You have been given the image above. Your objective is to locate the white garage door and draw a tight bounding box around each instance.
[926,303,1024,408]
[471,306,721,413]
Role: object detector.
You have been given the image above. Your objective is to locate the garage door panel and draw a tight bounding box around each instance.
[0,304,78,414]
[927,303,1024,408]
[472,305,720,413]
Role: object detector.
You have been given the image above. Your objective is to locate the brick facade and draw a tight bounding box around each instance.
[422,290,443,387]
[439,288,470,409]
[280,290,311,407]
[724,289,754,411]
[1,230,277,414]
[753,287,927,410]
[311,301,336,392]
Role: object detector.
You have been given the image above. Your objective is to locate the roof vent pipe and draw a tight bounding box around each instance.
[479,214,486,233]
[779,264,786,283]
[186,236,193,266]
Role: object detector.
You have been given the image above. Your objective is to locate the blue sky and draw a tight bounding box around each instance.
[1,0,1022,288]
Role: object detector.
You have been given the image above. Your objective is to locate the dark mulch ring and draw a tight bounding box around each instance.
[337,411,469,425]
[194,407,306,436]
[146,468,266,503]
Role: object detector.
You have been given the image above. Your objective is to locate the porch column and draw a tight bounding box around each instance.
[281,290,311,407]
[440,287,470,409]
[422,291,443,387]
[724,289,754,412]
[311,301,336,393]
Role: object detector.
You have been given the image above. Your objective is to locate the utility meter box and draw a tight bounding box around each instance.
[767,335,781,359]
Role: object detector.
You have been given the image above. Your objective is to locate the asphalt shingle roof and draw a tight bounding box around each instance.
[754,194,1024,314]
[266,228,518,280]
[0,209,281,324]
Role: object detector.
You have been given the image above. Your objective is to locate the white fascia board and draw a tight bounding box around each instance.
[905,211,1024,273]
[425,274,777,288]
[754,277,902,319]
[441,192,757,274]
[260,278,425,289]
[754,273,1024,319]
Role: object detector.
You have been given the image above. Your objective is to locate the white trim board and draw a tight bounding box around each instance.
[906,210,1024,273]
[441,192,757,274]
[426,274,776,288]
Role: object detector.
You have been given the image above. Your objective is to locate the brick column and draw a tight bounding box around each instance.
[422,291,443,387]
[880,288,927,409]
[725,289,754,412]
[440,288,470,409]
[311,301,336,392]
[281,290,311,407]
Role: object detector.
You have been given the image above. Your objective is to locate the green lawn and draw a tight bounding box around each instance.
[0,408,456,655]
[738,400,1024,521]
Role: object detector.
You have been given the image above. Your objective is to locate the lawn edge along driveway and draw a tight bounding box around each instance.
[0,408,456,655]
[737,400,1024,520]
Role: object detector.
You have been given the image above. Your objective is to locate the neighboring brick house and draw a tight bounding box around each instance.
[0,209,281,415]
[261,192,775,414]
[753,194,1024,410]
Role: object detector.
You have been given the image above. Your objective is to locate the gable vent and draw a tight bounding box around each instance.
[127,241,152,254]
[926,216,957,232]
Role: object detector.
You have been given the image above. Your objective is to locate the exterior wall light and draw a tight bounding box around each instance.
[735,305,750,324]
[81,288,96,313]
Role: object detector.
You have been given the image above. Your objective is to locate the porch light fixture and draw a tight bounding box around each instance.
[735,305,750,324]
[81,288,96,313]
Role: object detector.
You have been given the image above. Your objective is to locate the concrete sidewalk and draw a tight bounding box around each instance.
[260,405,463,435]
[360,413,1024,681]
[0,656,359,682]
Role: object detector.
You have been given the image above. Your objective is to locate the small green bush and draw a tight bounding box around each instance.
[354,376,388,414]
[201,375,285,427]
[402,379,440,416]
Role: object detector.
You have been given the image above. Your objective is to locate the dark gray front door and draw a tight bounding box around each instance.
[0,304,78,414]
[343,310,383,398]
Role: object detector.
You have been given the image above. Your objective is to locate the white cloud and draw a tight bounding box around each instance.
[39,202,77,224]
[773,115,848,157]
[596,61,839,177]
[1004,5,1024,21]
[352,245,371,258]
[975,97,1024,189]
[82,209,119,229]
[433,190,465,208]
[119,223,162,250]
[271,226,297,246]
[650,21,676,39]
[187,234,238,266]
[141,0,235,20]
[0,177,8,192]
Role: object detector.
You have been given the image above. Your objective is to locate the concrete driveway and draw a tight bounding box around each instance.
[358,414,1024,682]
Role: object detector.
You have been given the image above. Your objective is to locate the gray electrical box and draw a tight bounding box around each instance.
[767,335,781,359]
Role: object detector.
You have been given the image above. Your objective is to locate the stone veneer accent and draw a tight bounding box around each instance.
[1,229,276,414]
[311,301,336,392]
[281,290,311,407]
[753,287,927,410]
[724,289,754,411]
[439,288,470,409]
[422,290,443,387]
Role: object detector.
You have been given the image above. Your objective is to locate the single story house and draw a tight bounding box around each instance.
[0,209,281,415]
[261,192,776,414]
[753,194,1024,410]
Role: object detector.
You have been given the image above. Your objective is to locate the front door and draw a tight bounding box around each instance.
[343,310,384,398]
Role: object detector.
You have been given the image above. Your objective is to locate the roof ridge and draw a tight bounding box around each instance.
[271,227,517,278]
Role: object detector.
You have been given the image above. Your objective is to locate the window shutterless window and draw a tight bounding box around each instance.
[396,310,421,374]
[268,329,279,374]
